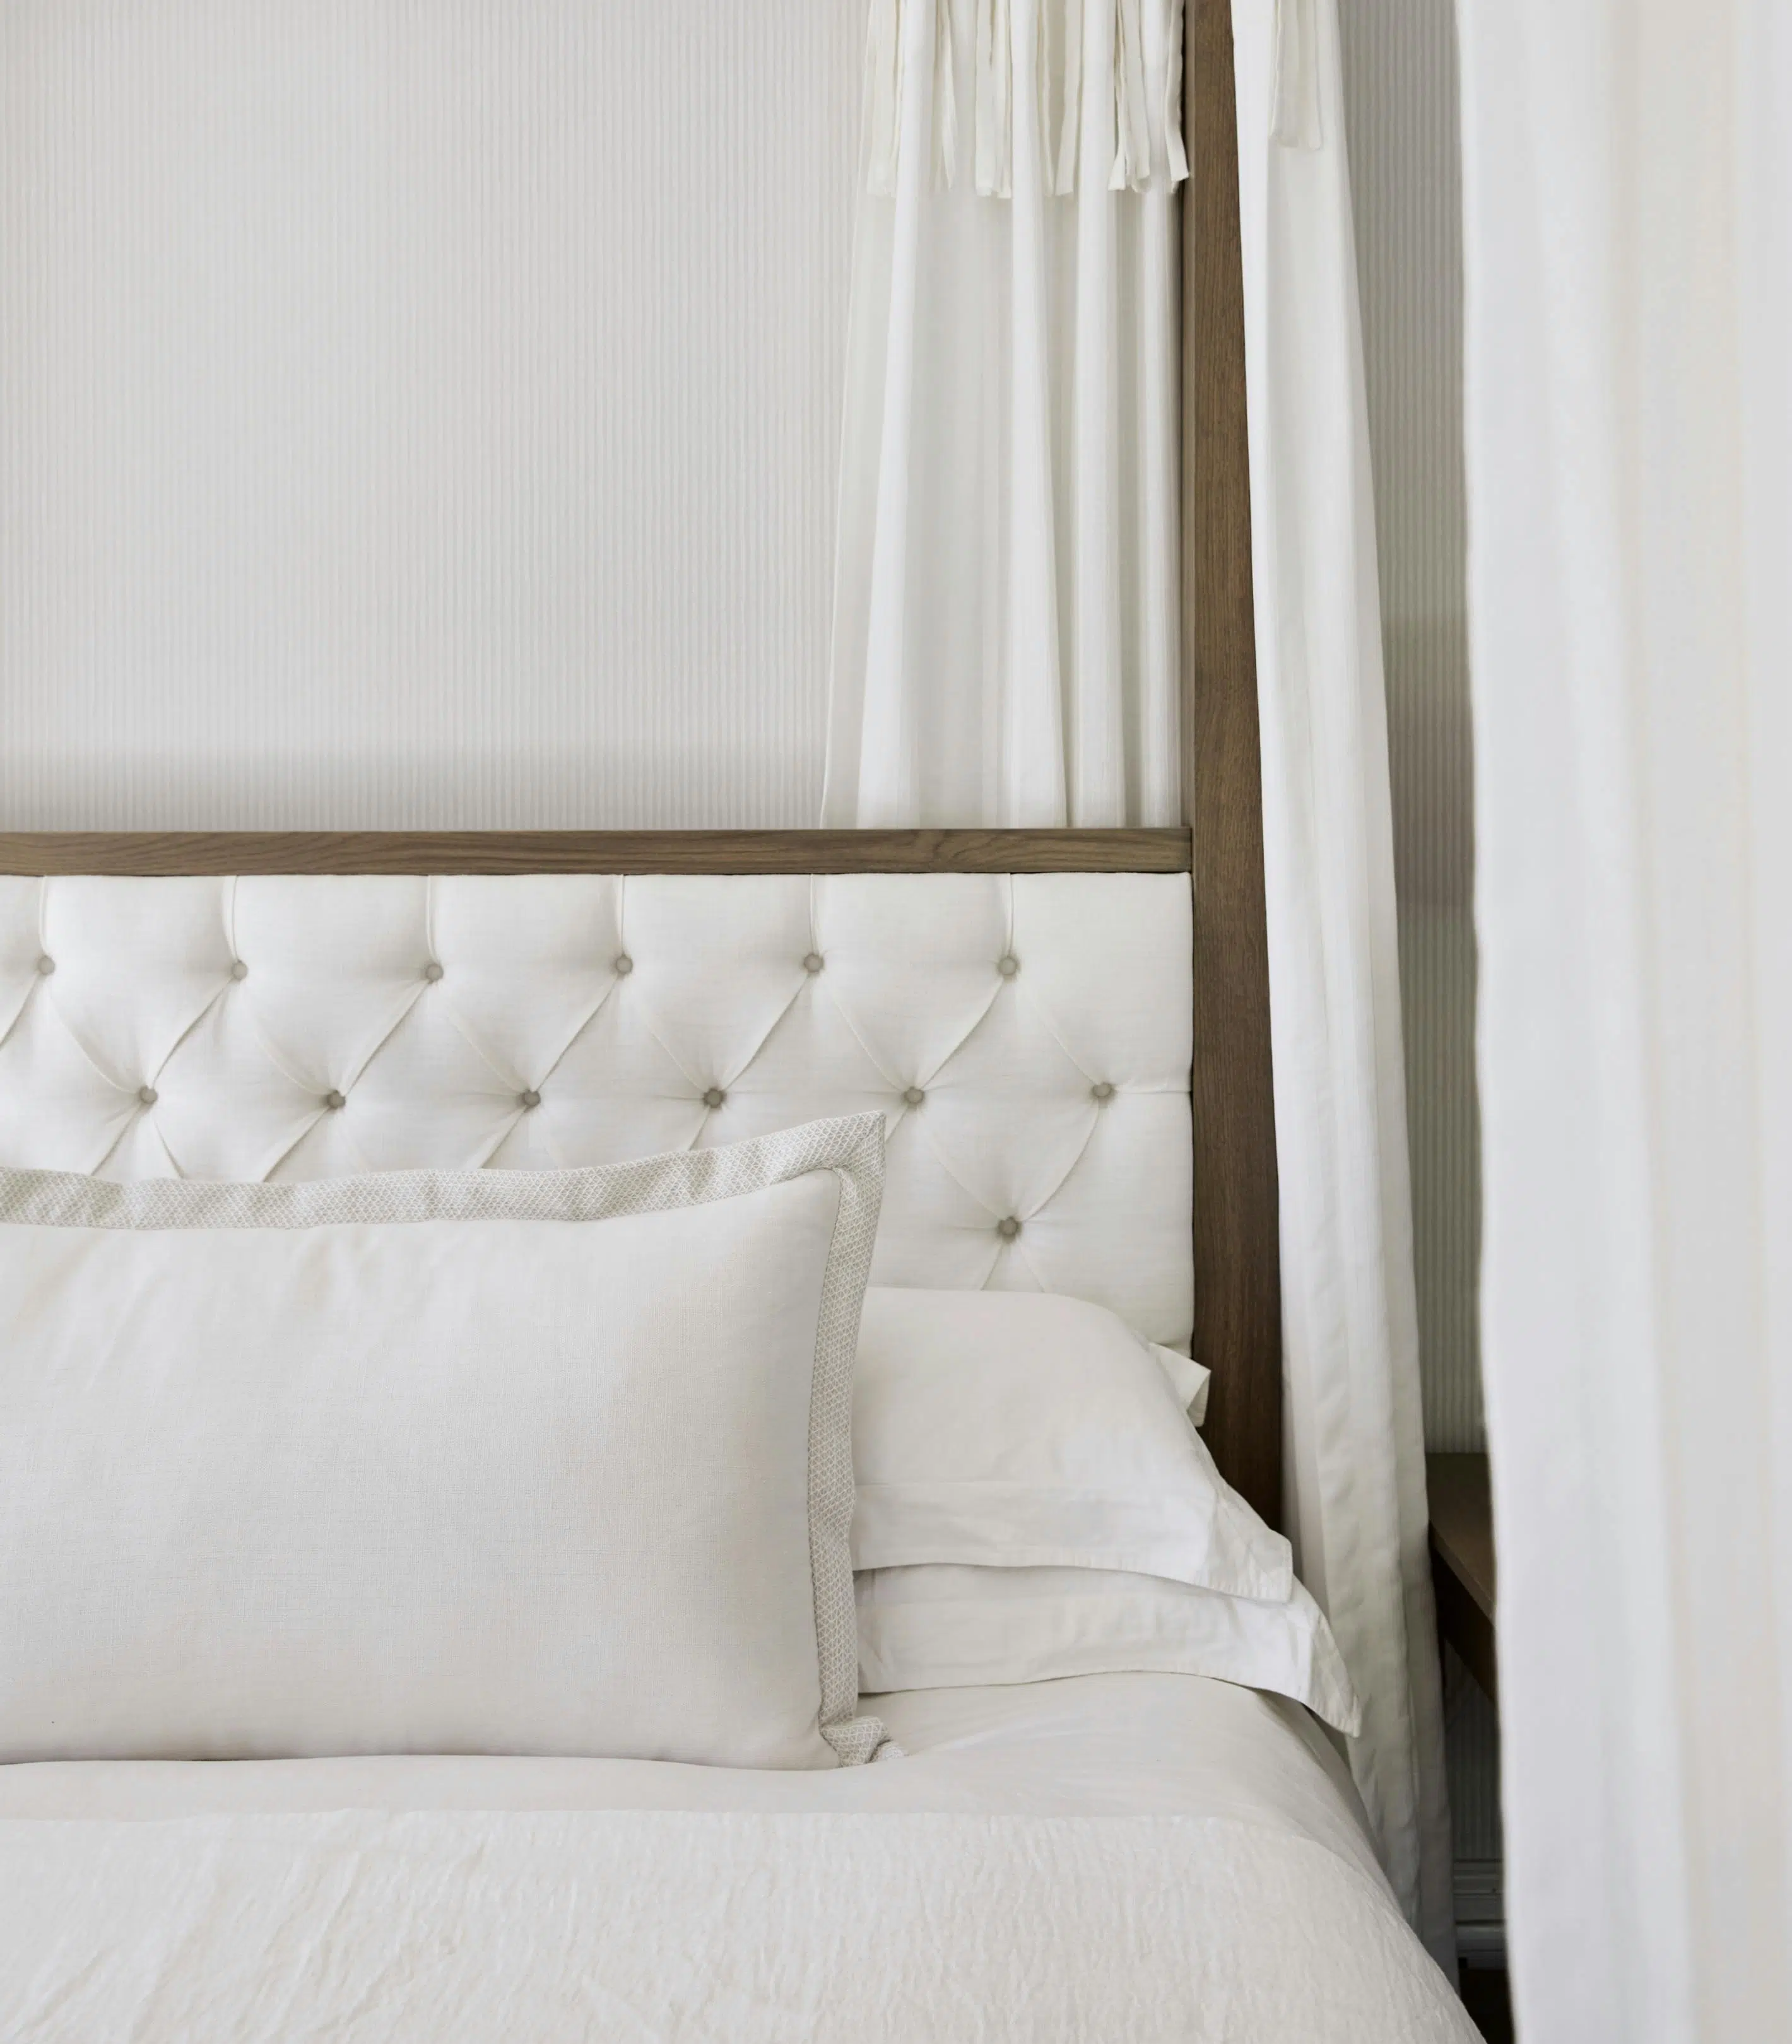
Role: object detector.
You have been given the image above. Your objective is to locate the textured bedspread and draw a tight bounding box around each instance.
[0,1676,1475,2043]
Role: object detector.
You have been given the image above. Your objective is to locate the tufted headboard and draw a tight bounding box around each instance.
[0,859,1192,1345]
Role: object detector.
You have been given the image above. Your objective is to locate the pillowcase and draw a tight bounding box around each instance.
[851,1288,1291,1600]
[0,1115,887,1770]
[856,1563,1361,1736]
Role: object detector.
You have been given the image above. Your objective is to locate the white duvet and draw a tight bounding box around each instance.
[0,1674,1475,2043]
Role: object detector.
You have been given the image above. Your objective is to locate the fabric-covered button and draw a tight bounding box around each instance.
[423,961,444,982]
[996,1215,1022,1240]
[136,1085,158,1107]
[518,1090,541,1109]
[1091,1081,1116,1101]
[803,953,824,974]
[35,955,54,977]
[996,954,1019,978]
[702,1086,726,1109]
[323,1090,346,1110]
[614,954,634,975]
[902,1086,925,1107]
[230,960,249,982]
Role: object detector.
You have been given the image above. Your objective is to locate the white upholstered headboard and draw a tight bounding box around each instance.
[0,871,1193,1345]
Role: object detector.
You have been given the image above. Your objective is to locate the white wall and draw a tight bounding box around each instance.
[0,1,859,828]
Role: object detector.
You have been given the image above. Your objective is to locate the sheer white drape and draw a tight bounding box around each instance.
[823,0,1184,827]
[1459,5,1792,2038]
[1230,0,1452,1963]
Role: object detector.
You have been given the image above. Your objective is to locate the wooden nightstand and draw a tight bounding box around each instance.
[1427,1452,1496,1700]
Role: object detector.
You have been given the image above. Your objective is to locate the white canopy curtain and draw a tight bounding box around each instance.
[1230,0,1451,1964]
[823,0,1185,826]
[1459,4,1792,2039]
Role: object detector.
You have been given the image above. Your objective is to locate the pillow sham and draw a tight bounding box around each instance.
[0,1115,887,1770]
[856,1563,1361,1736]
[851,1288,1290,1600]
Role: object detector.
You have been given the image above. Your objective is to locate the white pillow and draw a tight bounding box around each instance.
[856,1564,1361,1736]
[0,1115,887,1770]
[851,1288,1292,1600]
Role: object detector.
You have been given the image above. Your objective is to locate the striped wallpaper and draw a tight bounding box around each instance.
[0,1,858,830]
[1338,0,1483,1457]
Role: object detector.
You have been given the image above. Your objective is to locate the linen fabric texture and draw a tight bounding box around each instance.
[855,1563,1361,1736]
[851,1286,1288,1596]
[0,1674,1475,2044]
[0,1115,887,1770]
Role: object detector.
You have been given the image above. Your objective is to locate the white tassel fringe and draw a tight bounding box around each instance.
[864,0,960,195]
[863,0,1188,197]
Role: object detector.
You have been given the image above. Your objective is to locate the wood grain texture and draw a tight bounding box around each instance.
[0,829,1191,878]
[1183,0,1284,1528]
[1425,1453,1496,1619]
[1427,1450,1497,1700]
[1430,1553,1497,1703]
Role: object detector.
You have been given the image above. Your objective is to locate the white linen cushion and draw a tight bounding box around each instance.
[851,1288,1291,1599]
[0,1115,887,1770]
[856,1565,1361,1736]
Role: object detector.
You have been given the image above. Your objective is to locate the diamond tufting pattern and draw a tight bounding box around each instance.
[0,871,1193,1342]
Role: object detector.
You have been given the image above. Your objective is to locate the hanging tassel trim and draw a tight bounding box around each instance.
[1107,0,1152,191]
[934,0,960,186]
[861,0,1187,196]
[864,0,960,195]
[1051,0,1084,191]
[973,0,1011,195]
[1162,0,1187,183]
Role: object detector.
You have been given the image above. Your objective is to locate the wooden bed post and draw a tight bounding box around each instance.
[1182,0,1283,1529]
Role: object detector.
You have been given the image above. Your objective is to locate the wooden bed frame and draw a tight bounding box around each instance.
[0,6,1278,1527]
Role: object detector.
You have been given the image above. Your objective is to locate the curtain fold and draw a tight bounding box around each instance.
[826,0,1184,828]
[1230,0,1453,1965]
[1458,4,1792,2037]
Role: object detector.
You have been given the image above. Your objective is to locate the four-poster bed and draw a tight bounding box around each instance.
[0,7,1476,2036]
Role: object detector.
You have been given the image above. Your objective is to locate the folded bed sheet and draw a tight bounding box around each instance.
[0,1671,1475,2043]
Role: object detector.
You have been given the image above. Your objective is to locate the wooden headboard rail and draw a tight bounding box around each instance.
[0,4,1278,1527]
[0,830,1186,878]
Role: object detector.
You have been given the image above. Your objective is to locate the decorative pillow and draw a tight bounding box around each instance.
[856,1563,1361,1736]
[851,1288,1291,1600]
[0,1115,887,1770]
